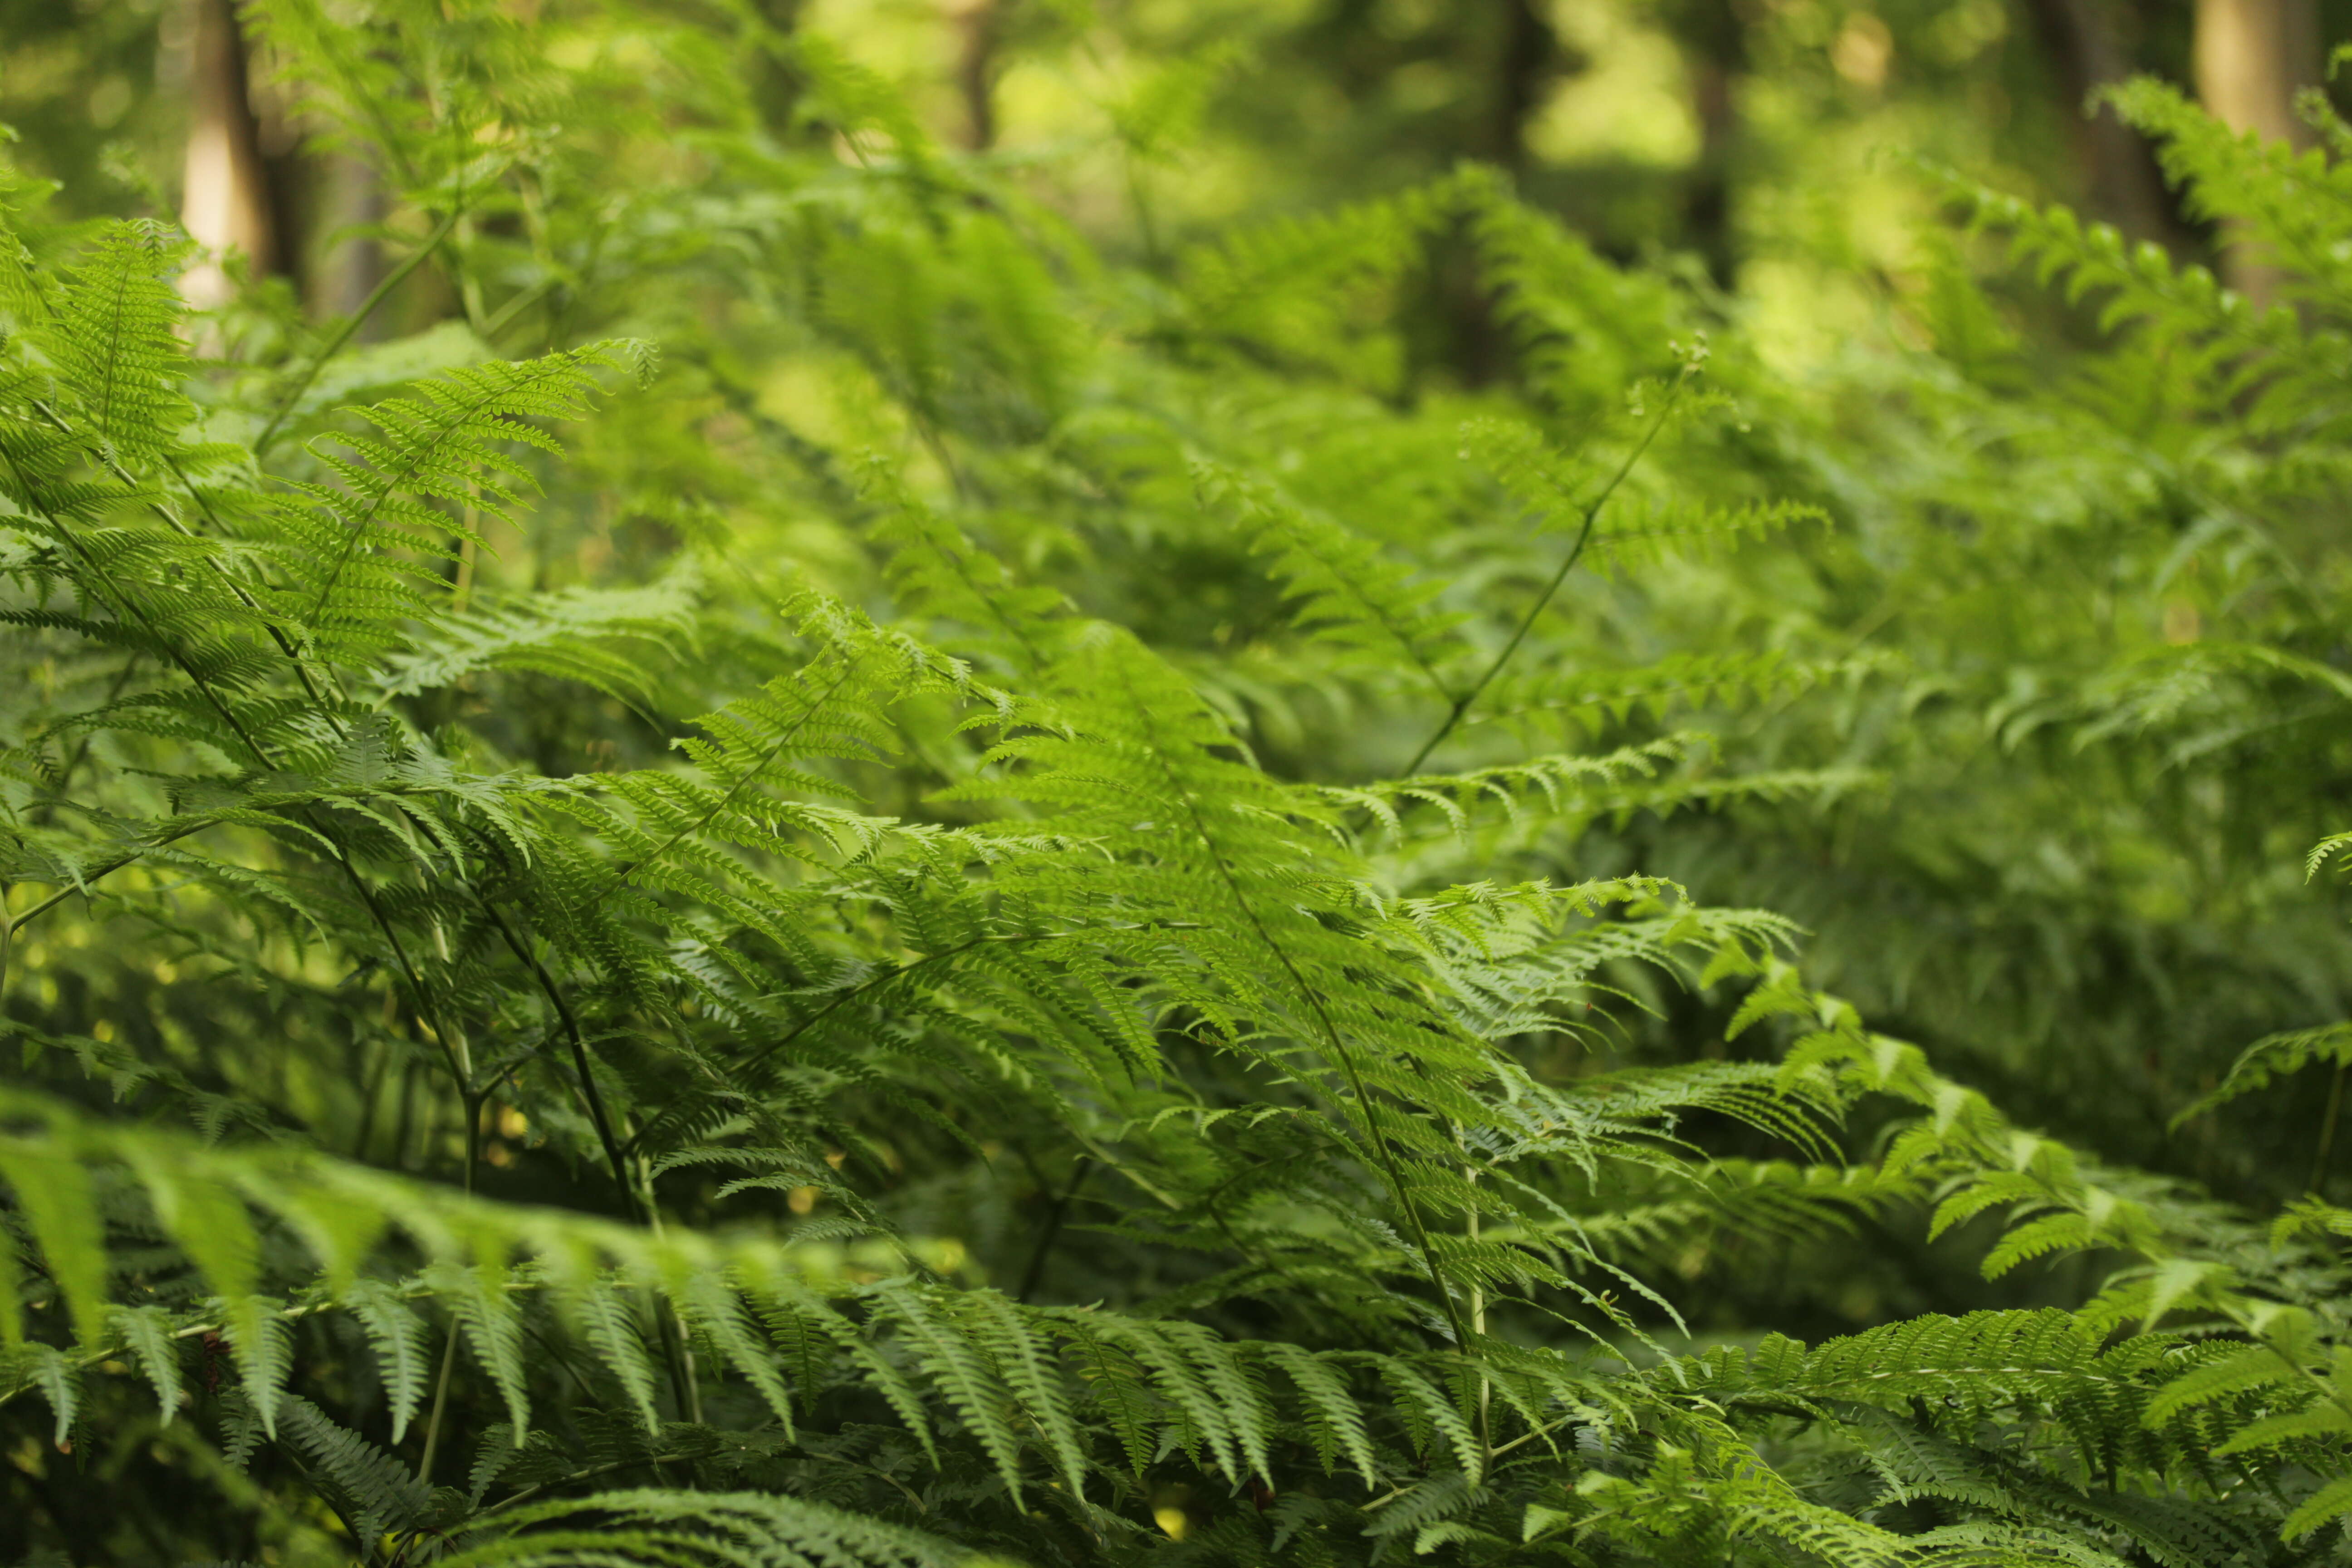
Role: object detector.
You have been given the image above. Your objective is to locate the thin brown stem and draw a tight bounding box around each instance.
[1403,370,1690,776]
[1016,1156,1093,1304]
[414,1089,483,1485]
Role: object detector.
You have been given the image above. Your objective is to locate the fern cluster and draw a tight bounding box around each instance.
[2,4,2350,1566]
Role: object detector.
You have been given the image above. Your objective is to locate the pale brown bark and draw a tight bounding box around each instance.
[2195,0,2319,146]
[180,0,276,308]
[953,0,1006,152]
[2193,0,2323,301]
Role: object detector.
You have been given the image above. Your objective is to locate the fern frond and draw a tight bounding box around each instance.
[442,1488,983,1568]
[275,340,652,663]
[2172,1023,2352,1128]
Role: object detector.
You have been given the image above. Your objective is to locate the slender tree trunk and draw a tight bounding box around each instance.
[1667,0,1747,290]
[954,0,1007,152]
[1486,0,1557,176]
[180,0,276,309]
[2193,0,2323,301]
[2195,0,2319,145]
[2020,0,2181,247]
[1441,0,1563,387]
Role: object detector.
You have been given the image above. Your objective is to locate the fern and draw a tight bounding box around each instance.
[5,16,2351,1568]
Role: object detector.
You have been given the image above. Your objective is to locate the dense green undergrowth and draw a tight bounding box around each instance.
[3,4,2352,1564]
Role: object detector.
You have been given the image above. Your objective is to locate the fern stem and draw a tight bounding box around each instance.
[1402,368,1690,776]
[452,511,480,613]
[1125,671,1476,1353]
[1015,1156,1092,1303]
[415,1090,483,1487]
[252,208,461,459]
[414,1312,463,1486]
[390,1058,421,1172]
[480,277,559,342]
[1466,1167,1490,1460]
[597,649,867,894]
[477,900,698,1417]
[4,818,211,934]
[635,1156,705,1426]
[2311,1059,2347,1194]
[478,903,642,1222]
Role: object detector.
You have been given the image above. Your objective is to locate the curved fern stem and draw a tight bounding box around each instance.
[415,1088,483,1486]
[6,821,215,936]
[477,898,697,1417]
[160,452,353,711]
[253,208,461,460]
[598,650,867,894]
[1126,669,1477,1354]
[1403,366,1692,776]
[1467,1166,1490,1460]
[479,900,641,1221]
[2311,1061,2346,1194]
[721,931,1070,1083]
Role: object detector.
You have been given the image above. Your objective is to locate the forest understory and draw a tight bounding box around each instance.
[4,2,2352,1564]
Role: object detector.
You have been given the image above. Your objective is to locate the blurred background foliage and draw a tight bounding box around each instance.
[6,0,2352,1545]
[11,0,2348,355]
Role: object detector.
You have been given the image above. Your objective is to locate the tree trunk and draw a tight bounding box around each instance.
[2020,0,2181,248]
[2192,0,2323,301]
[954,0,1007,152]
[1665,0,1747,290]
[2194,0,2319,145]
[179,0,276,308]
[1486,0,1559,175]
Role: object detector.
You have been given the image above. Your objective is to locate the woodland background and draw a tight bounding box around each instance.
[7,0,2337,1294]
[6,0,2352,1562]
[14,0,2352,350]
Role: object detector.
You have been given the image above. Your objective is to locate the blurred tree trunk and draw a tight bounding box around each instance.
[1664,0,1746,290]
[2194,0,2318,144]
[1444,0,1564,386]
[1484,0,1557,174]
[179,0,275,307]
[954,0,1007,152]
[748,0,815,141]
[2020,0,2181,247]
[2192,0,2321,301]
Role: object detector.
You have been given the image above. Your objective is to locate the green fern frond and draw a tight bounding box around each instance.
[276,340,652,662]
[2172,1024,2352,1128]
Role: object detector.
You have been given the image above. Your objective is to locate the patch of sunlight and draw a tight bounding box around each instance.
[1526,0,1699,168]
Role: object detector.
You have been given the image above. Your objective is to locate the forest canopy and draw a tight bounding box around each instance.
[3,1,2352,1564]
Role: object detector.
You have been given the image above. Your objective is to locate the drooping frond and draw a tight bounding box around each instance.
[273,341,653,663]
